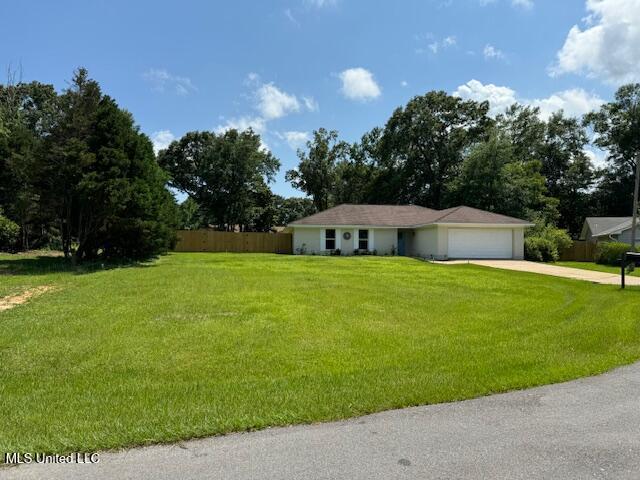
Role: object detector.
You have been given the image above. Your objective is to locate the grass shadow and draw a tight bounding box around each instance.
[0,254,159,277]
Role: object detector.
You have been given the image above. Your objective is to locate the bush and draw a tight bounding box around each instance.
[0,211,19,251]
[524,236,559,262]
[524,223,572,262]
[595,242,637,266]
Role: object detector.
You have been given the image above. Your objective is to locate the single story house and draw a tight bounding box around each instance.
[288,204,533,259]
[580,217,640,243]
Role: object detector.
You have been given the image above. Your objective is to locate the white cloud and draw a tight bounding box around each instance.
[215,117,270,152]
[150,130,175,154]
[401,80,408,87]
[214,76,318,154]
[214,116,266,135]
[453,79,603,119]
[339,67,382,101]
[511,0,533,9]
[245,72,261,86]
[453,80,517,116]
[415,33,456,55]
[305,0,337,7]
[443,36,457,47]
[552,0,640,84]
[142,68,197,96]
[278,131,310,150]
[529,88,604,120]
[479,0,533,8]
[302,96,319,112]
[256,83,301,120]
[478,0,534,10]
[284,8,299,25]
[214,74,317,153]
[584,147,608,168]
[483,44,505,60]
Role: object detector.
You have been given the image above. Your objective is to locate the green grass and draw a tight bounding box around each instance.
[2,252,640,456]
[553,260,640,276]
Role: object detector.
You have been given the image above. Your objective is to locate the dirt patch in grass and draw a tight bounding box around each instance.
[0,286,55,312]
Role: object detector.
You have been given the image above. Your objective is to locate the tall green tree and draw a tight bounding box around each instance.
[42,69,102,256]
[285,128,348,211]
[447,132,558,222]
[158,129,280,231]
[0,207,19,251]
[177,197,205,230]
[501,160,559,224]
[447,133,515,212]
[372,91,491,208]
[41,69,177,260]
[497,105,595,234]
[0,80,58,249]
[333,128,381,205]
[541,112,594,234]
[496,104,546,163]
[272,196,315,225]
[585,83,640,217]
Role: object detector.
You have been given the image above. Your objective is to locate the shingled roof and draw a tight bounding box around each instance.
[582,217,632,238]
[289,204,532,227]
[433,205,532,225]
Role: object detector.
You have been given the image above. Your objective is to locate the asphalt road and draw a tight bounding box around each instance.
[3,362,640,480]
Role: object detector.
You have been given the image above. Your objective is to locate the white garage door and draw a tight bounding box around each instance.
[448,228,513,259]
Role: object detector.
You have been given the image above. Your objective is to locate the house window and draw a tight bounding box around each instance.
[358,229,369,250]
[325,229,336,250]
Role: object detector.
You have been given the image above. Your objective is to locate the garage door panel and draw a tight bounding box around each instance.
[448,228,512,259]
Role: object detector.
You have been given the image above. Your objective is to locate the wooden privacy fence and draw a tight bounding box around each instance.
[559,240,597,262]
[174,230,292,254]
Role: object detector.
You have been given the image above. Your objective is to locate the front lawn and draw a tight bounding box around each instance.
[2,252,640,456]
[553,261,640,276]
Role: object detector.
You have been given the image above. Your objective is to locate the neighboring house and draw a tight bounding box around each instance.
[580,217,640,243]
[288,204,533,259]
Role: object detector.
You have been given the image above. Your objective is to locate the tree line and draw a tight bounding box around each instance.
[0,69,177,260]
[2,68,640,261]
[287,91,638,238]
[0,68,314,259]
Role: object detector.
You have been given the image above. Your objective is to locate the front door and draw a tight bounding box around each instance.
[397,231,405,256]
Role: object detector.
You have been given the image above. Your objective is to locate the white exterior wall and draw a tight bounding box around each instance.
[372,228,397,255]
[292,227,397,255]
[294,224,527,259]
[341,229,356,255]
[437,226,449,258]
[413,226,440,259]
[293,227,322,254]
[512,228,524,260]
[413,225,524,260]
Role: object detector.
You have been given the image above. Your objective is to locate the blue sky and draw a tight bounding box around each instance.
[2,0,636,198]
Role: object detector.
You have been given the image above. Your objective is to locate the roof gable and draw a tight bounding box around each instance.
[584,217,632,237]
[596,219,638,237]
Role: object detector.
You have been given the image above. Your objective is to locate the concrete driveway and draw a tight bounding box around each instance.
[2,362,640,480]
[458,259,640,286]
